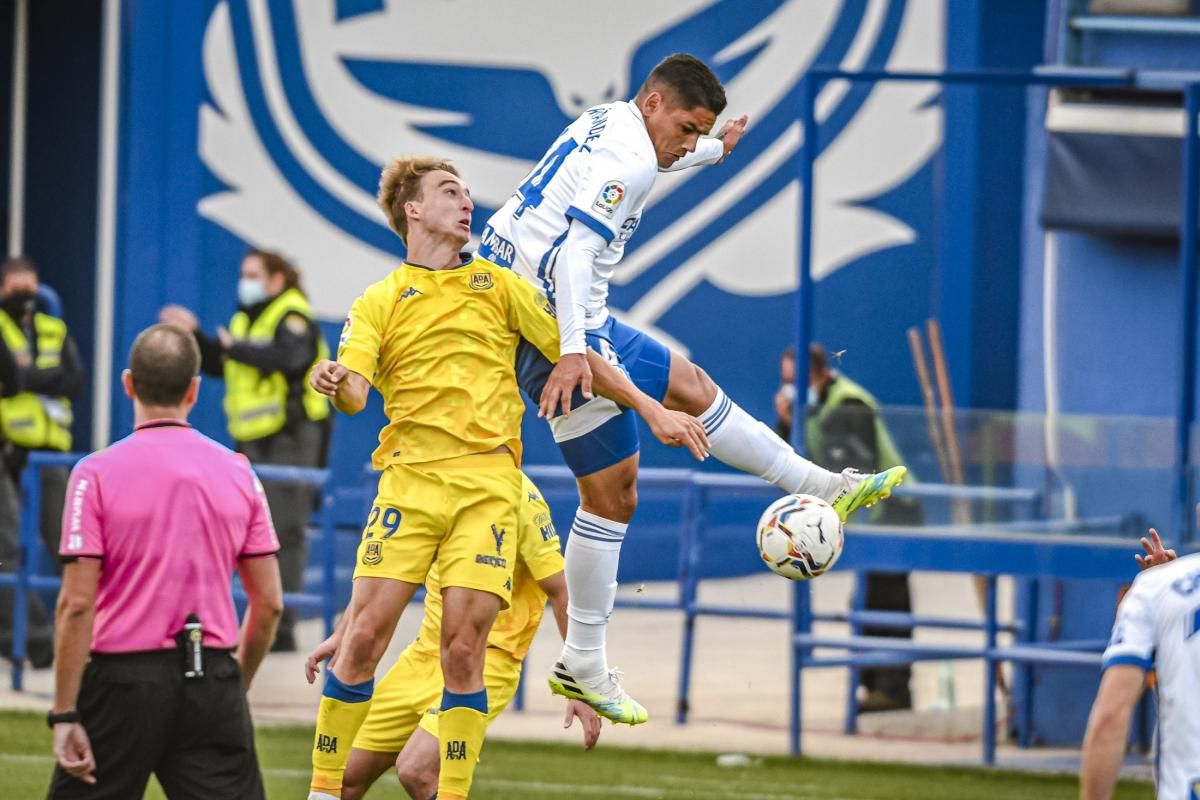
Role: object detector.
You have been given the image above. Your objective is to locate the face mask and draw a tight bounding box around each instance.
[237,277,267,307]
[806,386,819,406]
[2,291,35,319]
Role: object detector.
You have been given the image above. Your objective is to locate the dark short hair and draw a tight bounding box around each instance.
[641,54,727,115]
[129,324,200,406]
[809,342,828,373]
[1,257,37,280]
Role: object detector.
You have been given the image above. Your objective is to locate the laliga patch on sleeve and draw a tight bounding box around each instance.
[283,313,309,336]
[592,180,626,219]
[338,314,353,351]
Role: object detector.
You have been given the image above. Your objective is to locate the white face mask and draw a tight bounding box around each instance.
[237,277,267,307]
[806,386,819,406]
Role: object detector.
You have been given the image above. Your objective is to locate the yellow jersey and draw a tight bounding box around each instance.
[410,475,562,661]
[337,256,560,469]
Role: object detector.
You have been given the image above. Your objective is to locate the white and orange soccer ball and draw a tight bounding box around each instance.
[756,494,845,581]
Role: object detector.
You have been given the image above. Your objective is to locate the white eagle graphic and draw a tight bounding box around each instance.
[198,0,943,353]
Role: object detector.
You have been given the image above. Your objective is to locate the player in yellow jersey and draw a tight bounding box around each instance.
[304,474,600,800]
[305,157,707,800]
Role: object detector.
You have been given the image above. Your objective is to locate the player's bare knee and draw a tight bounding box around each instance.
[667,362,717,415]
[339,620,391,675]
[440,632,485,687]
[579,472,638,522]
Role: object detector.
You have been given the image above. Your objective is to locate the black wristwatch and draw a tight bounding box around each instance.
[46,709,80,728]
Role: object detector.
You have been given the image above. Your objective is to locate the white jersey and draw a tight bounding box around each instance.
[481,100,721,346]
[1102,552,1200,799]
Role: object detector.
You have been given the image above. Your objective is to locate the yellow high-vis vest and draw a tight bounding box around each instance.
[0,310,72,451]
[224,288,330,442]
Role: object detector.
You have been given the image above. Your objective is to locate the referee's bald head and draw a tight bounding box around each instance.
[128,323,201,407]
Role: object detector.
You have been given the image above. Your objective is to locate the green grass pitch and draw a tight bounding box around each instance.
[0,710,1153,799]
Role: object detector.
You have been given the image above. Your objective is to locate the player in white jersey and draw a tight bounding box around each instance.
[481,54,906,724]
[1083,529,1199,799]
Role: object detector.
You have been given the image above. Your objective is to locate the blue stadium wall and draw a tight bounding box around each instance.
[6,0,1044,650]
[90,0,1039,478]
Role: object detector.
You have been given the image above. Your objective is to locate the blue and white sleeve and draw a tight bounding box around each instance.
[1100,582,1156,673]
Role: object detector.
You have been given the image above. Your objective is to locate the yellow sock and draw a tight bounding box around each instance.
[437,688,490,799]
[310,672,374,794]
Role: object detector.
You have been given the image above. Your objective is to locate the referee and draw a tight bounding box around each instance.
[46,324,283,799]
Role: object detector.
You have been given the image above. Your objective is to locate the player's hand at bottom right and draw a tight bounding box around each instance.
[563,699,601,751]
[646,407,709,461]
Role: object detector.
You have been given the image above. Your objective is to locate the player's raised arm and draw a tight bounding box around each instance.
[658,114,748,172]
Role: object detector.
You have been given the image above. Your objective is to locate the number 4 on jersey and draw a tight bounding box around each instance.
[513,138,575,219]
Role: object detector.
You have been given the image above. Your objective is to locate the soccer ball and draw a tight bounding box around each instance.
[756,494,844,580]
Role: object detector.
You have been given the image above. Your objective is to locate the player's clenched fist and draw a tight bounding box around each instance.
[310,359,347,397]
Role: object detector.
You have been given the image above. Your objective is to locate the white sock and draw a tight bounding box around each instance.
[562,508,627,679]
[700,389,841,499]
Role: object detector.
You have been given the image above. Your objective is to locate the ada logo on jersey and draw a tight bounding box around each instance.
[592,181,625,219]
[470,272,494,291]
[362,541,383,566]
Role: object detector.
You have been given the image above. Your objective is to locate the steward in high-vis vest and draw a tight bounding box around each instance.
[805,343,917,715]
[0,309,74,452]
[160,249,330,653]
[0,256,85,667]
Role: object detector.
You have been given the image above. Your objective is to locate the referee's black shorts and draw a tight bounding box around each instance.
[47,649,264,800]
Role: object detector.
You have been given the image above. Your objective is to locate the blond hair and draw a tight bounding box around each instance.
[377,156,460,244]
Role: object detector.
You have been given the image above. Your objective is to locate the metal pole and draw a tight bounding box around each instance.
[792,75,819,458]
[788,73,820,757]
[7,0,28,256]
[1177,83,1200,544]
[982,575,999,765]
[92,0,123,449]
[11,457,40,691]
[675,480,701,724]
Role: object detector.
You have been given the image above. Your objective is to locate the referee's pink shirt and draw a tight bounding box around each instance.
[59,419,280,653]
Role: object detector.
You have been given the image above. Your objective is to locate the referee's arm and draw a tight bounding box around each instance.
[51,558,101,784]
[236,555,283,688]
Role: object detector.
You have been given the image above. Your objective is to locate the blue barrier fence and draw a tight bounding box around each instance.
[3,455,1149,765]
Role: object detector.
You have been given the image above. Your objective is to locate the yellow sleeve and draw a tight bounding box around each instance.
[337,286,384,384]
[500,270,561,364]
[518,490,564,582]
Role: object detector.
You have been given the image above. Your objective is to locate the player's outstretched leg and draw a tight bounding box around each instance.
[548,508,648,725]
[664,355,905,522]
[548,457,648,725]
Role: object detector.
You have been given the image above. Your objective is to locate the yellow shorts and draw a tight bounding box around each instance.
[351,646,523,754]
[353,454,521,607]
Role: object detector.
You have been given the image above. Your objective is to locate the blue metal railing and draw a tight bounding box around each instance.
[3,453,1154,765]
